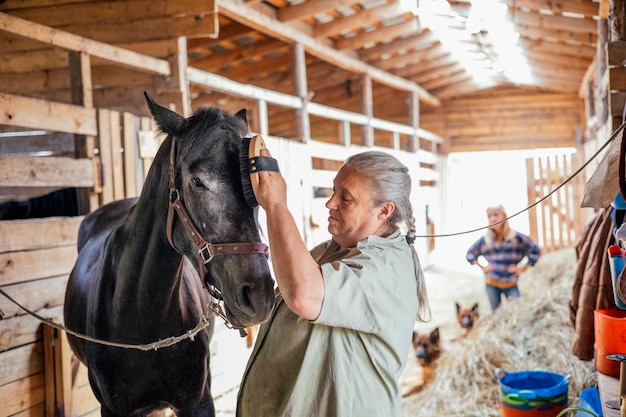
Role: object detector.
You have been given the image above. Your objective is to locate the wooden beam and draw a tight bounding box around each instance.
[314,2,412,39]
[0,93,97,135]
[512,9,598,34]
[599,0,611,19]
[514,23,598,45]
[358,30,440,61]
[278,0,359,22]
[1,0,218,44]
[217,0,440,106]
[335,18,419,51]
[0,12,170,76]
[503,0,600,17]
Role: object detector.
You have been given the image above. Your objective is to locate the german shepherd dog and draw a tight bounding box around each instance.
[456,302,480,334]
[402,327,441,397]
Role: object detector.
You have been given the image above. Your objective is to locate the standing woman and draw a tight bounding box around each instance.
[466,204,541,312]
[237,150,430,417]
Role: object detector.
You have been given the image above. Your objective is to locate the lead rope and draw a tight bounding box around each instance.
[0,287,213,351]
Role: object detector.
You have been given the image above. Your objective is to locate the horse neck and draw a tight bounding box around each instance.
[114,147,190,314]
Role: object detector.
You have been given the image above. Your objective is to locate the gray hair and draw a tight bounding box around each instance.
[343,151,430,323]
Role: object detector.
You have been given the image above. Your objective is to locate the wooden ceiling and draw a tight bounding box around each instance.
[0,0,602,146]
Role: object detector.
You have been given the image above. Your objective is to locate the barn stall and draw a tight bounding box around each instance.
[0,0,624,416]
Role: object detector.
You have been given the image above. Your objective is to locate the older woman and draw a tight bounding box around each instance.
[237,150,429,417]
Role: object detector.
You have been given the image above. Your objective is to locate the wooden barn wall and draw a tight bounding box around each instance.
[0,103,157,417]
[420,87,584,153]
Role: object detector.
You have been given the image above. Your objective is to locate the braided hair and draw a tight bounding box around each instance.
[343,151,430,322]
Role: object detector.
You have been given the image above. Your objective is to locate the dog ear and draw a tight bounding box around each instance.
[455,302,461,313]
[472,303,479,312]
[430,327,440,343]
[411,331,418,348]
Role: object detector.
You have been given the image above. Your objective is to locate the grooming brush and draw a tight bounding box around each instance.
[240,135,280,207]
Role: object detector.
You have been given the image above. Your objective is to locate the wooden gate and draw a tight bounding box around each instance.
[525,151,590,254]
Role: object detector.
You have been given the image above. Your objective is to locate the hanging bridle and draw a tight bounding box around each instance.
[165,136,269,300]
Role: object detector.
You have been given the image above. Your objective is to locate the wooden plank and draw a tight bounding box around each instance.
[64,360,99,417]
[0,342,43,386]
[123,113,139,198]
[0,217,80,252]
[0,12,170,76]
[47,328,71,417]
[0,277,68,320]
[598,372,620,417]
[11,404,45,417]
[43,324,56,417]
[98,109,115,205]
[1,0,216,28]
[607,41,626,66]
[277,0,357,22]
[610,67,626,91]
[0,155,93,188]
[0,374,45,416]
[314,2,411,39]
[55,325,73,417]
[0,247,76,286]
[0,93,97,136]
[336,19,419,51]
[0,305,64,352]
[108,111,125,201]
[525,158,539,244]
[140,118,155,181]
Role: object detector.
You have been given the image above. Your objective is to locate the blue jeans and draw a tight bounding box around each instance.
[486,284,520,311]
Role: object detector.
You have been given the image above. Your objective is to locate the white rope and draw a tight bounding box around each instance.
[0,287,215,350]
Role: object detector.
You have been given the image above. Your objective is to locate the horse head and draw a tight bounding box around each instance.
[145,93,275,329]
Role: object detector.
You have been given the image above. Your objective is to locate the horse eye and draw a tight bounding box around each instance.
[191,177,206,190]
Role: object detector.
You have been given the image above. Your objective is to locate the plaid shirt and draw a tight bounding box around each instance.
[466,230,541,288]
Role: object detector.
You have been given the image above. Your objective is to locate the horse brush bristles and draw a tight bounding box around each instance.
[240,136,259,207]
[239,135,279,207]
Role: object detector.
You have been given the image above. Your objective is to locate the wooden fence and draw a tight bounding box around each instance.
[0,106,157,417]
[525,151,593,253]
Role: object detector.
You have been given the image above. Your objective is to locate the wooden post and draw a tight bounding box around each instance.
[360,74,373,148]
[257,99,269,137]
[69,50,99,212]
[293,43,310,142]
[43,321,73,417]
[408,90,419,153]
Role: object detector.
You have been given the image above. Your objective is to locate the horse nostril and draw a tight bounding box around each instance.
[240,283,253,309]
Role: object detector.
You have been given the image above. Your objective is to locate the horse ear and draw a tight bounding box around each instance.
[144,92,187,135]
[235,109,248,125]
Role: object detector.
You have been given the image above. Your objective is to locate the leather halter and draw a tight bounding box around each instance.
[165,137,269,298]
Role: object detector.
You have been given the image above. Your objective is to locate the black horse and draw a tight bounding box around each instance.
[64,93,275,417]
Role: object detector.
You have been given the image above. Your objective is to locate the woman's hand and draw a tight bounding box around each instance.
[255,148,287,210]
[254,147,325,320]
[508,264,530,276]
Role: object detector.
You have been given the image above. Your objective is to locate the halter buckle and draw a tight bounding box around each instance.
[199,244,214,264]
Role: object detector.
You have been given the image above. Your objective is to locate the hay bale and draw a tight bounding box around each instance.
[401,247,597,416]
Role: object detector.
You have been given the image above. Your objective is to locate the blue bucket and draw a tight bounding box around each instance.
[496,368,570,416]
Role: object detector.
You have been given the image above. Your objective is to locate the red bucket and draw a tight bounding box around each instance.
[594,308,626,377]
